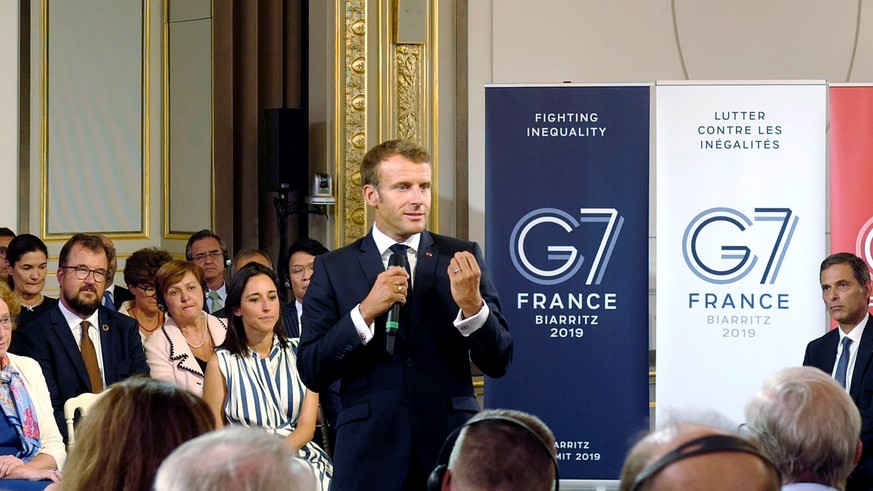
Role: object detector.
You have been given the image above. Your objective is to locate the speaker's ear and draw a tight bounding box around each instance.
[426,465,447,491]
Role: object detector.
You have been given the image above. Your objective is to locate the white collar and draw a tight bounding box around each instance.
[839,312,869,344]
[58,299,101,331]
[371,224,420,257]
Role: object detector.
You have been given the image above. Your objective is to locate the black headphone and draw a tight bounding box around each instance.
[426,415,560,491]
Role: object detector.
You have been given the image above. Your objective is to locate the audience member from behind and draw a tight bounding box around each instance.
[120,248,173,343]
[14,234,149,442]
[203,263,332,490]
[154,427,316,491]
[232,249,273,275]
[144,260,227,396]
[437,409,557,491]
[185,229,228,315]
[619,419,780,491]
[745,366,861,491]
[55,377,214,491]
[4,234,56,331]
[0,228,15,284]
[96,236,133,312]
[0,283,65,489]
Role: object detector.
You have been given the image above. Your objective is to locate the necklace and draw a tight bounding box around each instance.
[183,321,209,349]
[130,307,162,333]
[17,293,44,312]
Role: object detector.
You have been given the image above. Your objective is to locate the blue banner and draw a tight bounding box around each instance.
[485,85,650,480]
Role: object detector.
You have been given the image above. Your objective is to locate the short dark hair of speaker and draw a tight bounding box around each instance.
[263,108,308,193]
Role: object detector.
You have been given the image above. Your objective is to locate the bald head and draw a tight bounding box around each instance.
[619,423,780,491]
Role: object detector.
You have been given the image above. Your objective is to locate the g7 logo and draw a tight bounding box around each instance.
[855,217,873,269]
[509,208,623,286]
[682,207,798,285]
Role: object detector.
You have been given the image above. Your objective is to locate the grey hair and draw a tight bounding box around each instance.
[153,427,317,491]
[618,410,744,491]
[744,366,860,488]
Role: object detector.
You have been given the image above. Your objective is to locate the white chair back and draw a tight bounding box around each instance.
[63,391,106,449]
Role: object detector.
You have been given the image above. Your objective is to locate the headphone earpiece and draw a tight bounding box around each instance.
[426,415,560,491]
[426,464,447,491]
[224,251,231,268]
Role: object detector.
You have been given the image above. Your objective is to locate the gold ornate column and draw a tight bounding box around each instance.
[336,1,368,246]
[334,0,440,246]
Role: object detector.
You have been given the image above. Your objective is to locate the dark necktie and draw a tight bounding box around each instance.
[389,244,412,283]
[835,336,853,389]
[80,321,103,392]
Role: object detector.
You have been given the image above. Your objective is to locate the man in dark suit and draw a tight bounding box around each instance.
[281,238,340,453]
[298,139,513,490]
[15,234,149,442]
[803,252,873,490]
[98,235,134,310]
[282,238,329,339]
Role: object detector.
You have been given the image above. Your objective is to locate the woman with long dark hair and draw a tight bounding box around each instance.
[203,263,331,490]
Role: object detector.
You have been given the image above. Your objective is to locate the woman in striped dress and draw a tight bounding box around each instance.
[203,263,332,490]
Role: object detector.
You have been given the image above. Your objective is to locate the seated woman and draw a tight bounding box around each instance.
[0,283,65,490]
[203,263,332,491]
[119,248,173,344]
[145,260,227,396]
[4,235,57,332]
[53,377,214,490]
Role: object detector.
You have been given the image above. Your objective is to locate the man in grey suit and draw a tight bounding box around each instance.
[298,140,513,490]
[15,234,149,442]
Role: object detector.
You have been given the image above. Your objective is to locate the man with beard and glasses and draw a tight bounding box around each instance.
[15,234,149,442]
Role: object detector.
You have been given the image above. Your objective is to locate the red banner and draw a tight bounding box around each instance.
[830,86,873,270]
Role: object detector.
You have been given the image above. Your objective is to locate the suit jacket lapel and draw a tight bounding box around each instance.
[408,232,437,332]
[851,316,873,402]
[51,309,92,389]
[98,308,116,385]
[358,233,388,287]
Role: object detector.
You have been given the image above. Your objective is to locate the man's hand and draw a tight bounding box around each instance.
[359,267,410,324]
[449,251,484,318]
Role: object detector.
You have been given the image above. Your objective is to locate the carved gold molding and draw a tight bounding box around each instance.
[395,44,422,143]
[335,0,442,246]
[336,0,368,246]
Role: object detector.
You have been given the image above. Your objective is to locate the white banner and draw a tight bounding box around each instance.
[655,81,827,424]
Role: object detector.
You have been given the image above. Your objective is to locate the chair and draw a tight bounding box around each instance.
[63,391,106,449]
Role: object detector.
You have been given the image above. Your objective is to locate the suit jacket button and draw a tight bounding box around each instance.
[406,359,414,367]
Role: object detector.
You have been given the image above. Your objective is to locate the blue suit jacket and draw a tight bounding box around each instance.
[14,304,150,442]
[297,231,512,490]
[803,315,873,490]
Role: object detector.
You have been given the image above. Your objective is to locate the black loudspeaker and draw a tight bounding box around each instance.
[263,108,308,193]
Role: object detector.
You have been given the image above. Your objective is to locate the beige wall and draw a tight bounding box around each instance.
[0,2,19,230]
[468,0,873,246]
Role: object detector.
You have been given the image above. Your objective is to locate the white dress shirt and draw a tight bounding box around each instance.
[351,225,489,344]
[58,300,106,385]
[833,313,868,393]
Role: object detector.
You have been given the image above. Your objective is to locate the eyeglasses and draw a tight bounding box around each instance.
[60,265,108,282]
[290,264,315,276]
[0,316,11,328]
[192,250,223,262]
[135,284,156,297]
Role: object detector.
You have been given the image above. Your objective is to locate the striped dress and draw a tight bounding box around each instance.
[216,337,333,490]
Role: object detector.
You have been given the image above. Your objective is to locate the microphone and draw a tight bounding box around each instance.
[385,251,407,354]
